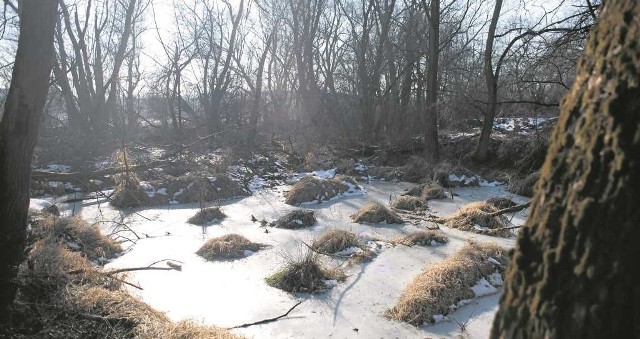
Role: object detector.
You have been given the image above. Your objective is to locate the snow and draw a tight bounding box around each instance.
[433,314,449,323]
[471,278,499,297]
[29,198,54,212]
[312,168,336,179]
[248,175,267,191]
[333,246,362,256]
[49,178,529,339]
[42,164,72,173]
[488,272,504,286]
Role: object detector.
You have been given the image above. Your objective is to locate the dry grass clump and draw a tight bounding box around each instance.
[154,320,241,339]
[486,196,518,210]
[385,241,509,326]
[507,172,540,197]
[312,229,360,253]
[3,216,240,339]
[196,234,265,261]
[265,253,346,293]
[443,202,513,237]
[351,202,404,224]
[405,182,447,200]
[394,230,449,247]
[18,238,111,303]
[284,176,350,205]
[270,209,316,229]
[34,215,121,262]
[188,207,226,225]
[391,195,427,211]
[111,179,151,208]
[171,175,249,204]
[420,183,447,200]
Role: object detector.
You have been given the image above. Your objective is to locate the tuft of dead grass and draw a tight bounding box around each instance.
[420,183,447,200]
[312,229,360,253]
[404,182,447,200]
[33,215,122,262]
[391,195,427,211]
[385,241,509,326]
[507,172,540,197]
[188,207,226,225]
[110,180,151,208]
[270,210,316,229]
[265,253,345,293]
[394,230,449,247]
[284,176,351,205]
[196,234,265,261]
[172,175,249,204]
[3,215,241,339]
[351,202,404,224]
[485,196,518,210]
[443,202,513,237]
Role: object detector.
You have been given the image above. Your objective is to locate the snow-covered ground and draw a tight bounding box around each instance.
[45,180,528,339]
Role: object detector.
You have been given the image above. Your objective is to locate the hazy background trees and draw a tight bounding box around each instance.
[0,0,597,154]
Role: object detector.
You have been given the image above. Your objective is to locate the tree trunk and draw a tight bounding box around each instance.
[474,0,502,161]
[0,0,58,321]
[424,0,440,162]
[491,1,640,338]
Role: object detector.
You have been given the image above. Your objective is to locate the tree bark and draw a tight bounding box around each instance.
[474,0,502,161]
[491,1,640,338]
[0,0,58,321]
[424,0,441,162]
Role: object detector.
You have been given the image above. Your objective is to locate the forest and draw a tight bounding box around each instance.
[0,0,638,338]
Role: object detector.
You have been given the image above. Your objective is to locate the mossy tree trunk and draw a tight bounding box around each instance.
[0,0,58,322]
[491,1,640,338]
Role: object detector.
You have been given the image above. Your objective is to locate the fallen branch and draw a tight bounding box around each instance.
[301,241,353,260]
[228,301,303,329]
[488,201,531,216]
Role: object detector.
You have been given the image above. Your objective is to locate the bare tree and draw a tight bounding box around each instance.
[0,0,58,320]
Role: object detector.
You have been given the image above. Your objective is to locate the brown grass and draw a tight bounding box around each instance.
[351,202,404,224]
[420,183,447,200]
[312,229,360,253]
[265,253,346,293]
[188,207,226,225]
[110,180,151,208]
[443,202,513,237]
[34,215,122,262]
[270,210,316,229]
[284,176,350,205]
[162,175,249,205]
[391,195,427,211]
[196,234,265,261]
[507,172,540,197]
[394,230,449,247]
[385,241,509,326]
[3,216,240,339]
[485,196,518,210]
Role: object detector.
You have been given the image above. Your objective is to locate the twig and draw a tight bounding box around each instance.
[488,201,531,216]
[301,241,352,260]
[106,266,178,275]
[228,301,303,329]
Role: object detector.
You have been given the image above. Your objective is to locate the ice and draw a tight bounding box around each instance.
[471,278,499,297]
[312,168,336,179]
[64,179,523,339]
